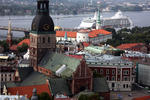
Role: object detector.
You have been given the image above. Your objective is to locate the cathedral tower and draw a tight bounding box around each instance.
[30,0,56,71]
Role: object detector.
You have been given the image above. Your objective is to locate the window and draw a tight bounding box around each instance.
[100,69,103,74]
[112,76,115,81]
[123,76,129,81]
[118,69,121,75]
[112,83,115,88]
[94,69,97,73]
[112,69,115,75]
[126,84,128,88]
[48,37,50,43]
[106,76,109,81]
[123,84,125,88]
[106,69,109,74]
[43,37,45,43]
[123,70,129,75]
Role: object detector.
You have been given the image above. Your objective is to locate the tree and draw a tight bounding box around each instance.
[78,94,89,100]
[89,93,101,100]
[0,40,9,52]
[17,43,29,53]
[114,50,125,56]
[39,92,52,100]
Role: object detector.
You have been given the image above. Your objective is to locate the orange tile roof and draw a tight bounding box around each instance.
[56,30,111,38]
[133,96,150,100]
[10,39,30,51]
[7,84,51,98]
[18,39,30,47]
[55,98,72,100]
[56,31,77,38]
[82,42,90,47]
[10,45,18,51]
[66,55,83,60]
[117,43,144,50]
[89,29,111,38]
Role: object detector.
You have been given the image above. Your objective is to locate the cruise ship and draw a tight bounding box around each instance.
[78,10,133,29]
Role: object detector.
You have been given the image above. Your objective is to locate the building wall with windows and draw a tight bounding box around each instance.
[0,67,15,82]
[86,55,135,91]
[56,29,112,44]
[138,64,150,86]
[89,66,134,91]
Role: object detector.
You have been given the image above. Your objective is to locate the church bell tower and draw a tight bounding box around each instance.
[30,0,56,71]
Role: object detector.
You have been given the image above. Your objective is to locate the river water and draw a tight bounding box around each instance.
[0,11,150,39]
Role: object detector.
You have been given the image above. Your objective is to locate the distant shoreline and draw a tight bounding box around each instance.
[0,10,150,17]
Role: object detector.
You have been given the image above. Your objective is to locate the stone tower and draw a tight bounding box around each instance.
[7,20,12,47]
[30,0,56,71]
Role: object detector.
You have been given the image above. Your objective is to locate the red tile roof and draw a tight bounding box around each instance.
[56,29,111,38]
[82,42,90,47]
[89,29,111,38]
[133,96,150,100]
[18,39,30,47]
[10,45,18,51]
[10,39,30,51]
[55,98,72,100]
[7,84,51,98]
[66,55,83,60]
[117,43,144,50]
[56,31,77,38]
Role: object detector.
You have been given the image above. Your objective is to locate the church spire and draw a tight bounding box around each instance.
[64,32,68,41]
[7,19,12,47]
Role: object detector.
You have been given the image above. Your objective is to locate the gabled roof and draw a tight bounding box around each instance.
[117,43,144,50]
[132,96,150,100]
[89,29,111,38]
[56,31,77,38]
[82,42,90,47]
[93,77,109,93]
[66,55,83,60]
[10,45,18,51]
[7,84,51,98]
[6,71,49,87]
[39,52,81,77]
[18,39,30,47]
[10,39,30,51]
[17,67,33,81]
[49,78,72,96]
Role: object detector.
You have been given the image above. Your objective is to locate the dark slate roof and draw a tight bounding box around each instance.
[39,52,81,77]
[49,78,72,96]
[93,77,109,93]
[6,71,49,88]
[18,67,33,81]
[19,59,30,65]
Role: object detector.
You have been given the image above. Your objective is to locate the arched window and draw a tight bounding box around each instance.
[43,37,45,43]
[48,37,50,43]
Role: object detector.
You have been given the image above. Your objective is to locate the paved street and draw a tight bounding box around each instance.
[110,90,150,100]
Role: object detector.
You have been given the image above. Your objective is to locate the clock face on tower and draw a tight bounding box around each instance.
[43,24,50,31]
[32,23,36,30]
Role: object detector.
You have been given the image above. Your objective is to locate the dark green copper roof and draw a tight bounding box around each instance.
[49,78,72,96]
[39,52,81,77]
